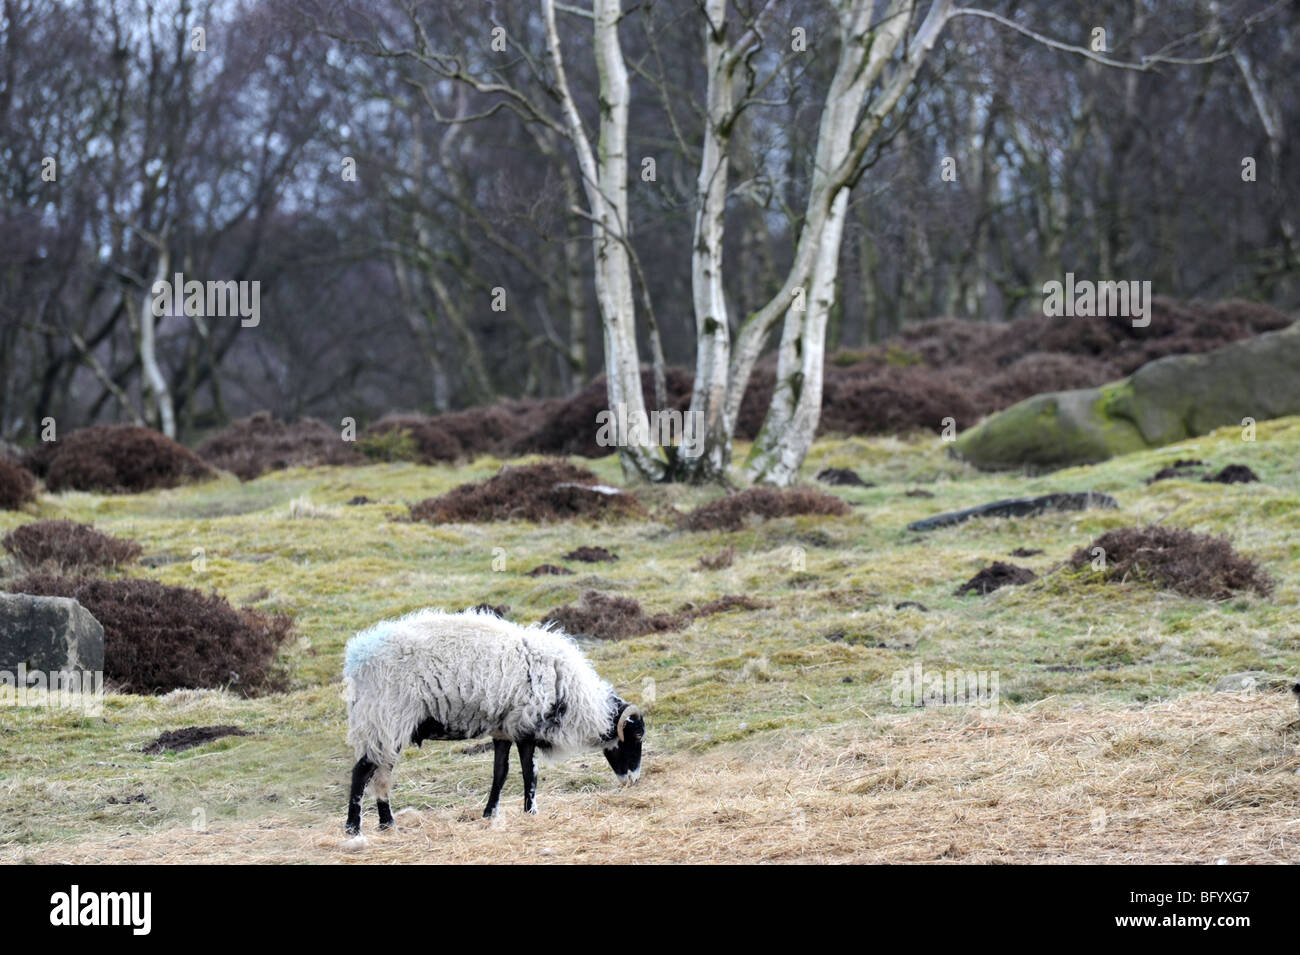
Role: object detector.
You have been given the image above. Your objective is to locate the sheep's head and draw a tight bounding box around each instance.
[604,700,645,785]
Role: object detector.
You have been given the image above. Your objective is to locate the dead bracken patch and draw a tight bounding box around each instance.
[954,562,1038,596]
[2,520,142,572]
[0,458,37,510]
[23,425,214,494]
[1068,526,1274,599]
[195,412,364,480]
[541,590,766,640]
[563,546,618,563]
[525,564,573,577]
[815,467,873,487]
[905,488,935,498]
[142,725,251,754]
[14,574,293,694]
[679,486,849,533]
[409,461,645,524]
[696,545,737,570]
[1203,464,1260,484]
[1008,547,1044,557]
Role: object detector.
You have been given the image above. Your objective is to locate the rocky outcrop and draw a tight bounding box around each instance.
[952,320,1300,470]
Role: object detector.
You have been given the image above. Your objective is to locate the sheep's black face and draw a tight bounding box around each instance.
[605,706,644,784]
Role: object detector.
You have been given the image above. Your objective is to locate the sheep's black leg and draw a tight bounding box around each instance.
[483,739,511,817]
[517,740,538,814]
[374,761,396,830]
[346,757,377,835]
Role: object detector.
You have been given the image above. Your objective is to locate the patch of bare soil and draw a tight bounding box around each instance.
[526,564,573,577]
[1203,464,1260,484]
[954,562,1037,596]
[1008,547,1044,557]
[815,467,874,487]
[142,725,250,754]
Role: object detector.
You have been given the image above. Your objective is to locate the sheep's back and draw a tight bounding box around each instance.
[344,610,598,750]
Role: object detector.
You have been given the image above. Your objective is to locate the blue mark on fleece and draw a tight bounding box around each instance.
[344,622,397,677]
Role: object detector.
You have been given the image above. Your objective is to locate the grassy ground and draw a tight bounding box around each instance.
[1,419,1298,863]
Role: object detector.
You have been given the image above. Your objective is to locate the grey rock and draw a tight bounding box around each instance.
[0,592,105,674]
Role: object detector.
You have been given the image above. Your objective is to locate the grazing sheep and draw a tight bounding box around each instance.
[342,607,645,835]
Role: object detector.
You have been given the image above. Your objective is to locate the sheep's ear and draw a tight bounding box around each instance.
[617,704,641,742]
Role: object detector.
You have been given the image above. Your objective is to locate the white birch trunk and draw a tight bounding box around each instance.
[681,0,737,481]
[744,0,917,483]
[543,0,666,481]
[139,250,175,438]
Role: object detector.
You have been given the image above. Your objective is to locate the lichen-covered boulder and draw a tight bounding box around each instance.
[953,320,1300,470]
[0,592,105,673]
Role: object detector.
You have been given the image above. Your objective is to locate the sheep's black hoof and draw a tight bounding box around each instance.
[483,807,497,819]
[524,805,538,815]
[377,821,394,831]
[344,822,360,836]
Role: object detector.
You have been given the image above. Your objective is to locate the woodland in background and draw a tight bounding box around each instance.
[2,0,1296,447]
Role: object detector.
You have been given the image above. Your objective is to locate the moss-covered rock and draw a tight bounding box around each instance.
[953,320,1300,470]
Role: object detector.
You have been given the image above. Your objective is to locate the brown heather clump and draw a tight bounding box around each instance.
[14,574,293,695]
[563,546,618,563]
[1068,526,1274,600]
[0,458,37,510]
[679,486,850,533]
[360,414,462,464]
[542,591,682,640]
[2,520,142,572]
[409,461,645,524]
[24,426,214,494]
[819,365,981,435]
[515,368,695,458]
[195,412,364,481]
[541,590,766,640]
